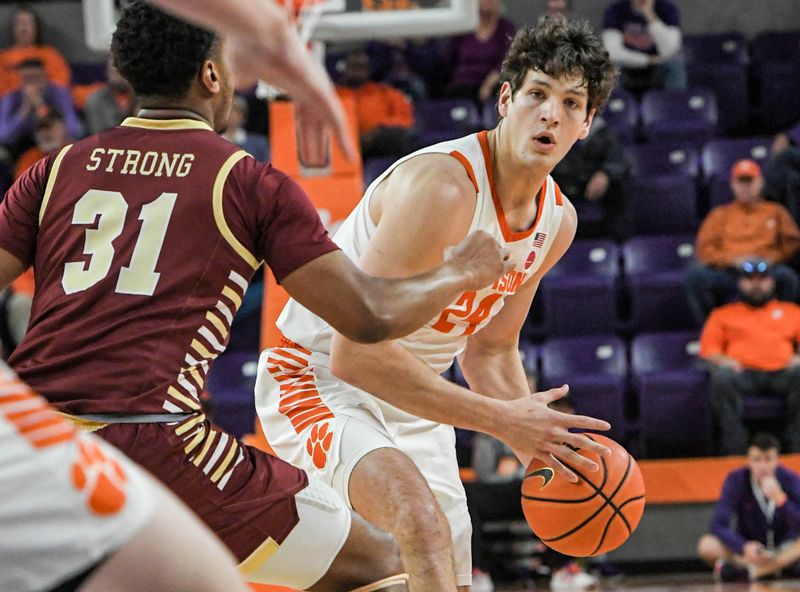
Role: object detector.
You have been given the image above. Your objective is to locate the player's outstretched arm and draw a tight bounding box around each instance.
[147,0,356,162]
[282,230,513,344]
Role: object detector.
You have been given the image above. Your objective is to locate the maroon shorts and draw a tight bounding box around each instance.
[98,415,308,561]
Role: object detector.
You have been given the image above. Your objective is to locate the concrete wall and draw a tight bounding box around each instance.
[1,1,798,64]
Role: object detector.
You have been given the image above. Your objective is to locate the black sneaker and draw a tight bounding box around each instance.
[717,560,751,583]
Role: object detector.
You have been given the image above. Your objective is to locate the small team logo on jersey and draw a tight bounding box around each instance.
[524,251,537,269]
[532,232,548,248]
[773,308,784,320]
[306,421,334,470]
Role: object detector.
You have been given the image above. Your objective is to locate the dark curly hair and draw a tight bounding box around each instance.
[501,16,618,114]
[111,1,219,99]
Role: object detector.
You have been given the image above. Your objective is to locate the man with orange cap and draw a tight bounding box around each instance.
[685,158,800,326]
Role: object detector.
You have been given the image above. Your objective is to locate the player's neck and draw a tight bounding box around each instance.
[136,105,213,128]
[486,126,549,213]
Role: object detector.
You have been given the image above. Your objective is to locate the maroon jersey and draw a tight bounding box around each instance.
[0,117,338,415]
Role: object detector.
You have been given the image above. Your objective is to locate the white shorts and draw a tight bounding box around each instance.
[0,388,152,592]
[255,345,473,587]
[245,476,352,589]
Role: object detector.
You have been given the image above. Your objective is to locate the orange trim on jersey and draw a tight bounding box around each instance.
[477,130,546,243]
[553,180,564,206]
[449,151,479,194]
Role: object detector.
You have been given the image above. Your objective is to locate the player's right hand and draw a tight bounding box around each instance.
[495,385,612,483]
[445,230,515,290]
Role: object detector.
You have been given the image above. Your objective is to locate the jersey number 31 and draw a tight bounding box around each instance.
[61,190,177,296]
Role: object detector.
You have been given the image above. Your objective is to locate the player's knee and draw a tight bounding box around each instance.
[389,494,451,545]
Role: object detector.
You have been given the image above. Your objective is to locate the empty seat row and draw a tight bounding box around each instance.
[534,237,697,335]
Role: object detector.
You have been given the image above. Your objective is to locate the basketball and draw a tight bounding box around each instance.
[521,434,645,557]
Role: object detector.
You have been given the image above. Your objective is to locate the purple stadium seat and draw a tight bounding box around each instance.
[603,87,639,144]
[622,235,696,331]
[701,137,772,207]
[414,99,481,146]
[540,240,620,335]
[363,156,395,188]
[754,61,800,132]
[628,142,699,179]
[751,31,800,65]
[631,331,711,451]
[205,352,260,438]
[683,33,749,65]
[687,63,749,135]
[630,174,698,235]
[751,32,800,132]
[540,335,628,441]
[640,88,718,146]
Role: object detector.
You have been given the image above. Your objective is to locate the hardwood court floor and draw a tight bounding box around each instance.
[496,573,800,591]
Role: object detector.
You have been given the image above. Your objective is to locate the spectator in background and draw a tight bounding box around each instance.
[336,48,415,159]
[546,0,571,19]
[445,0,516,105]
[697,433,800,582]
[550,116,632,241]
[221,94,269,162]
[13,107,68,179]
[84,58,136,135]
[685,159,800,326]
[699,263,800,455]
[0,58,80,152]
[602,0,687,95]
[765,120,800,222]
[0,5,71,95]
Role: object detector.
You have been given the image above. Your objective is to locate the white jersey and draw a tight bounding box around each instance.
[278,130,565,374]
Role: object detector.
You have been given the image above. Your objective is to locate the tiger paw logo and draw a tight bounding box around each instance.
[71,439,128,515]
[306,422,333,470]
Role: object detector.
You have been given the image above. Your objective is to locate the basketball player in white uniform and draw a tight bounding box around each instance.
[256,17,620,591]
[0,359,250,592]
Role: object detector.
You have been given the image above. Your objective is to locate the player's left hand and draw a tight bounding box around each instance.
[761,475,785,502]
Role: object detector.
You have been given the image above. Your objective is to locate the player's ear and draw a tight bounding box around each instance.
[497,81,513,119]
[201,59,221,94]
[578,108,596,140]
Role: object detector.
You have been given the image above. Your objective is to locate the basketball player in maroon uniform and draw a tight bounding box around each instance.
[0,3,512,590]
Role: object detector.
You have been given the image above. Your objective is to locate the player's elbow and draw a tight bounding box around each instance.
[335,310,392,344]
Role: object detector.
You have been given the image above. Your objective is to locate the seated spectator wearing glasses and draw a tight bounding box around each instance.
[698,433,800,582]
[685,159,800,327]
[601,0,687,95]
[700,263,800,455]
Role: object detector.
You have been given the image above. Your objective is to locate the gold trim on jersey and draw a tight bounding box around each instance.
[166,386,202,411]
[120,117,213,131]
[239,537,281,576]
[210,441,239,482]
[213,151,260,270]
[38,144,73,224]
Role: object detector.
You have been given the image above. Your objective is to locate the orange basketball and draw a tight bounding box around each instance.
[521,434,645,557]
